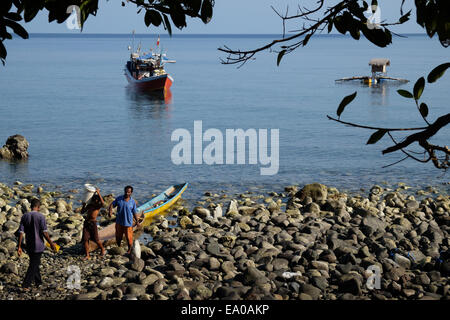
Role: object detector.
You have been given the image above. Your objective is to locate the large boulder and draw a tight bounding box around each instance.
[0,135,29,160]
[295,183,328,202]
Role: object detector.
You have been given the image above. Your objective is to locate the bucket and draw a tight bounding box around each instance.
[83,184,97,203]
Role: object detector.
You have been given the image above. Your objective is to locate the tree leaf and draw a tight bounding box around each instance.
[413,77,425,100]
[399,10,411,24]
[162,14,172,36]
[0,40,6,60]
[200,0,213,24]
[24,2,43,22]
[145,9,162,27]
[337,91,357,118]
[4,19,28,39]
[397,89,413,98]
[366,129,387,145]
[427,62,450,83]
[170,9,186,29]
[5,12,22,21]
[144,10,151,27]
[327,19,333,33]
[277,50,286,66]
[419,102,429,118]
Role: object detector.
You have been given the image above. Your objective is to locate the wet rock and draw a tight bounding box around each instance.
[2,239,17,254]
[140,274,159,286]
[98,277,115,289]
[126,283,147,296]
[74,291,101,300]
[244,266,269,285]
[213,205,222,220]
[361,216,386,236]
[194,284,212,299]
[2,221,18,232]
[209,257,220,270]
[238,206,258,215]
[295,183,328,202]
[394,254,411,269]
[0,135,29,160]
[300,283,322,300]
[312,277,328,291]
[272,258,289,271]
[339,273,362,296]
[108,246,125,256]
[129,257,145,272]
[1,262,18,274]
[226,200,239,216]
[179,216,193,229]
[193,207,210,219]
[98,267,116,277]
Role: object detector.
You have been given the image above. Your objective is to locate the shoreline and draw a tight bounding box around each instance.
[0,181,449,300]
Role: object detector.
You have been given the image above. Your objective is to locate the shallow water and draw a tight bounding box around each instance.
[0,34,449,199]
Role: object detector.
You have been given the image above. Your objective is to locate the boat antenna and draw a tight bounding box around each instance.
[132,29,135,52]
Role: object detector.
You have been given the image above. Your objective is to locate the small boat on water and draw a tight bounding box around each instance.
[91,183,188,248]
[335,58,409,86]
[124,36,176,91]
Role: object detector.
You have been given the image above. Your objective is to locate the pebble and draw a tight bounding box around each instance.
[0,181,448,301]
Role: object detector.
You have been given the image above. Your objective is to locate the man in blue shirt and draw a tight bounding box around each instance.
[17,198,56,291]
[108,185,141,254]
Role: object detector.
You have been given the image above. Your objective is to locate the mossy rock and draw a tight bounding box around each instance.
[295,183,328,202]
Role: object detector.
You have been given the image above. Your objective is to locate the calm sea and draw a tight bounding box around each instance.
[0,34,449,200]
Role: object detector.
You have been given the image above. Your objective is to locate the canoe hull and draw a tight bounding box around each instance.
[90,183,188,249]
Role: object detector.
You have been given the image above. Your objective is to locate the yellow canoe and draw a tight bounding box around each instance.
[93,183,188,246]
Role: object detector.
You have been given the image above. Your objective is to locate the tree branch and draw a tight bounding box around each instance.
[382,113,450,154]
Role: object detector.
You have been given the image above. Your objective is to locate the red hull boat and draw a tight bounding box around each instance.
[124,39,175,92]
[124,67,173,91]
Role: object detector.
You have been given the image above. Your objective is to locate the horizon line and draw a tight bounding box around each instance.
[27,32,427,36]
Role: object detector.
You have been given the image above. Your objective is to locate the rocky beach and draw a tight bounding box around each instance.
[0,181,449,300]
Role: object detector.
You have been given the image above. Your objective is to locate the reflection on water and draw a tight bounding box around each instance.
[0,160,29,177]
[125,86,172,119]
[336,80,407,106]
[138,210,178,245]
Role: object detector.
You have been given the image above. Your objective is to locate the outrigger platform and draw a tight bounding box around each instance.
[335,58,409,85]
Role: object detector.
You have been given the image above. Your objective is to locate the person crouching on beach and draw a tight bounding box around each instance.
[108,185,141,255]
[81,188,106,260]
[17,198,57,291]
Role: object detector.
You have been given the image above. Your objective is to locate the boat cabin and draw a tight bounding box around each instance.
[127,53,165,80]
[369,58,390,76]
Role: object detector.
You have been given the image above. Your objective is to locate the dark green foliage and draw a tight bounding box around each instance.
[397,90,414,99]
[415,0,450,47]
[419,102,429,118]
[336,91,357,118]
[0,0,215,65]
[413,77,425,100]
[427,62,450,83]
[277,50,286,66]
[366,129,386,145]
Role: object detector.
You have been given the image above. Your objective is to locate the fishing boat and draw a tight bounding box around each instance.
[124,35,176,91]
[91,183,188,248]
[335,58,409,86]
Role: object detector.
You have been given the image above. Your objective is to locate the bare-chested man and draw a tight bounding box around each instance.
[81,188,105,260]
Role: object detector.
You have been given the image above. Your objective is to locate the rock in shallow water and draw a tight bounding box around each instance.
[0,135,29,160]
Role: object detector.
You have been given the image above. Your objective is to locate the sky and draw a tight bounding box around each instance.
[25,0,423,34]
